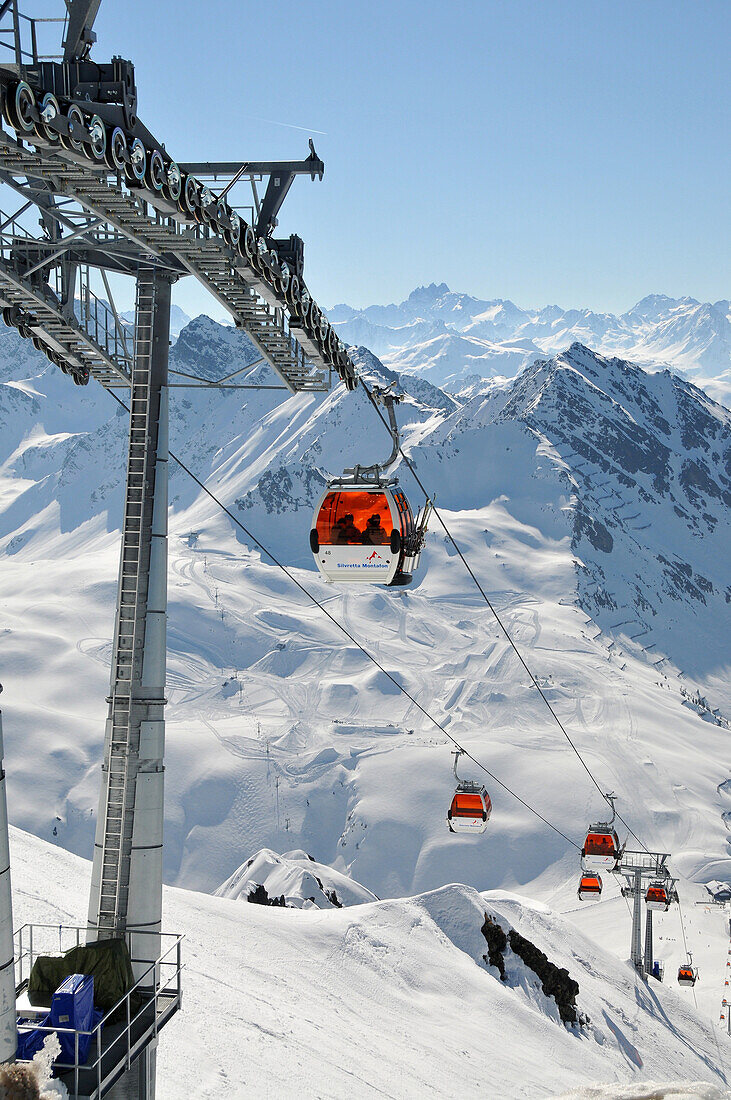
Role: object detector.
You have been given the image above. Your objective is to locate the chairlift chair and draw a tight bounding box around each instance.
[447,750,491,835]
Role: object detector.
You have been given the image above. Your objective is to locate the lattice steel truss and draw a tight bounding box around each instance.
[0,0,358,395]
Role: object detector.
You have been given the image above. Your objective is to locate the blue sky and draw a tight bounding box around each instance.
[37,0,731,315]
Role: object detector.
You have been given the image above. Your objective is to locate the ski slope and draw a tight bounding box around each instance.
[1,324,730,1088]
[8,827,730,1099]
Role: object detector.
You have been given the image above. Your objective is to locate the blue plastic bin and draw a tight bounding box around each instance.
[50,973,95,1064]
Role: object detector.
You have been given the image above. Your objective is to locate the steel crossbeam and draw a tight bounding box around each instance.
[0,129,332,392]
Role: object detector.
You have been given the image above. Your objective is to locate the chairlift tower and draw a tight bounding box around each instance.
[0,1,358,1095]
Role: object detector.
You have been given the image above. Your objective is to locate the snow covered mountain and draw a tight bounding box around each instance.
[329,285,731,397]
[120,302,191,340]
[1,316,731,1084]
[215,847,378,908]
[9,827,730,1099]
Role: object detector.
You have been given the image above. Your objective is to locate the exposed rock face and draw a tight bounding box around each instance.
[507,928,579,1026]
[487,343,730,688]
[246,883,286,907]
[481,912,580,1026]
[481,913,507,980]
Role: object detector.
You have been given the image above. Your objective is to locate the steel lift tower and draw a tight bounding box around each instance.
[86,264,172,1099]
[616,850,677,981]
[0,1,358,1095]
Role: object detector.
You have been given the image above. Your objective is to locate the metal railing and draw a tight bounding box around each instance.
[0,2,65,67]
[14,923,182,1100]
[75,266,134,369]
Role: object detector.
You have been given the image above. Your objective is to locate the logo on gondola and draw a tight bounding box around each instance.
[366,550,384,562]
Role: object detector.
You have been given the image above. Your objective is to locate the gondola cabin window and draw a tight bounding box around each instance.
[316,491,394,546]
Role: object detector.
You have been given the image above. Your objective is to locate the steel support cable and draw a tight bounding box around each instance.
[107,389,580,852]
[359,377,652,854]
[362,377,717,946]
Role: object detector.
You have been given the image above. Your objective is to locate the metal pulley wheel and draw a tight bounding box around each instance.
[87,115,107,160]
[6,81,35,133]
[164,161,183,203]
[61,105,85,151]
[308,300,321,334]
[182,175,200,216]
[215,199,229,229]
[266,249,281,280]
[106,127,128,171]
[242,225,257,261]
[147,150,165,191]
[225,211,241,246]
[125,138,147,182]
[298,286,311,320]
[253,236,269,274]
[39,93,61,143]
[197,186,214,223]
[285,275,300,310]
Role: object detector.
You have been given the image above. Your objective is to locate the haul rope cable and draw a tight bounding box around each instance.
[677,893,700,1011]
[107,389,580,851]
[359,376,652,854]
[108,384,701,988]
[360,376,705,968]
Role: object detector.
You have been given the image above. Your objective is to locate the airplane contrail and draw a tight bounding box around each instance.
[251,115,328,136]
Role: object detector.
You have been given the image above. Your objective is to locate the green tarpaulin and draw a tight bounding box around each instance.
[28,937,134,1013]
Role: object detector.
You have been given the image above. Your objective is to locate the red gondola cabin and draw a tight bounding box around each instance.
[645,883,670,911]
[310,485,422,587]
[447,786,491,835]
[677,965,697,987]
[578,873,603,901]
[581,826,621,872]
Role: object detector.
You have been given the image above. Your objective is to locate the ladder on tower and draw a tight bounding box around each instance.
[97,274,157,936]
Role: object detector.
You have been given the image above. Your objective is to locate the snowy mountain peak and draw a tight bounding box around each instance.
[406,281,451,303]
[623,293,699,322]
[215,847,378,908]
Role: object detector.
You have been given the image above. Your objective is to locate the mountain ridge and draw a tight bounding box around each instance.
[327,285,731,398]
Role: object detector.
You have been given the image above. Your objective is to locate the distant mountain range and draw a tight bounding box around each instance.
[328,285,731,401]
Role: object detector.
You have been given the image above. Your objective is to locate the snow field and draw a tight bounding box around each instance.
[7,827,730,1099]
